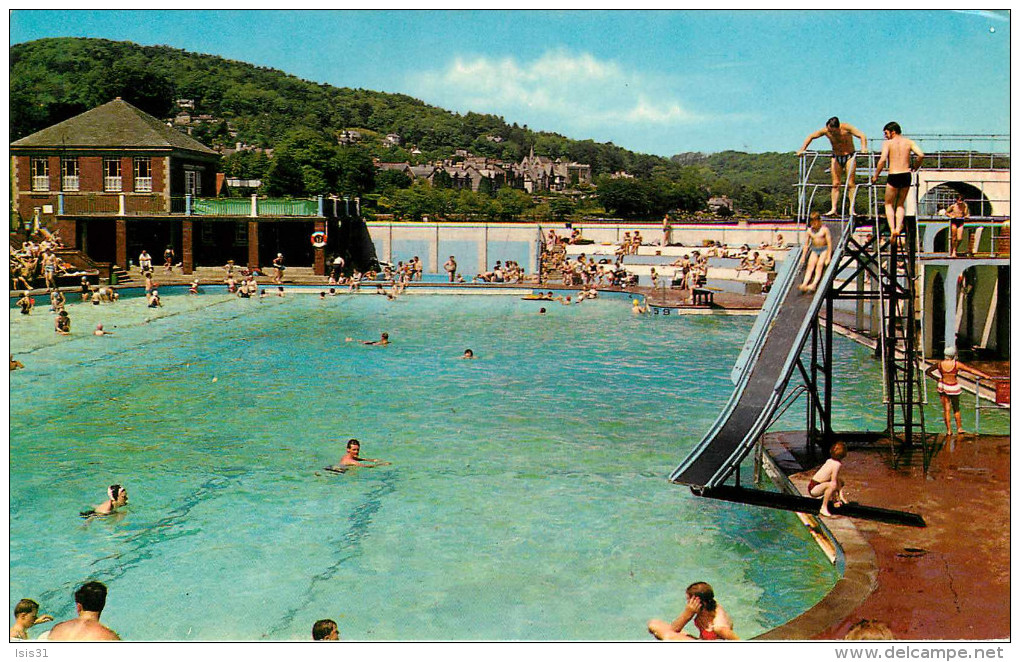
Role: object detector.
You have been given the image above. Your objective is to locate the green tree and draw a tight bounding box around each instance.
[261,150,304,196]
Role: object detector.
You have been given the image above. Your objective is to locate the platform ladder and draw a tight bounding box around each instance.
[796,151,929,469]
[857,156,931,469]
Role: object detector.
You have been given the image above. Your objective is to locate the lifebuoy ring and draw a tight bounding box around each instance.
[311,231,327,248]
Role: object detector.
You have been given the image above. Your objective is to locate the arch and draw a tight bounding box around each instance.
[918,182,990,217]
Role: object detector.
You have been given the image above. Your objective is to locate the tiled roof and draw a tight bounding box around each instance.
[11,98,219,155]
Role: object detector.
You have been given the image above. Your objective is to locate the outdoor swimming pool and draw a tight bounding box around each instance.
[11,288,987,641]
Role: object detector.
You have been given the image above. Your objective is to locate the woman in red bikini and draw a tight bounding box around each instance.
[647,581,738,640]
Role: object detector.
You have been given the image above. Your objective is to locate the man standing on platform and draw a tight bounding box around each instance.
[797,117,868,217]
[872,122,924,242]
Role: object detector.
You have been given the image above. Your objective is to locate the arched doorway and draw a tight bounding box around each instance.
[930,272,946,357]
[919,183,990,252]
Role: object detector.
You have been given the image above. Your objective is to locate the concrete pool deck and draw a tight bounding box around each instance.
[759,430,1010,640]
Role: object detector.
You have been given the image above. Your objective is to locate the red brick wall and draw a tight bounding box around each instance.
[80,157,104,191]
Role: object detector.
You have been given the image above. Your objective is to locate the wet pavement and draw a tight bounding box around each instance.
[767,430,1010,640]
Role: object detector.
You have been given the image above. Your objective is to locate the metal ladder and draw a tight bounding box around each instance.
[797,150,929,468]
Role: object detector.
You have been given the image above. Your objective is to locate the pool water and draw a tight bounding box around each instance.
[10,289,988,641]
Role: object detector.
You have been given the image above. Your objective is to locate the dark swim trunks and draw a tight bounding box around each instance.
[887,171,912,188]
[833,153,855,168]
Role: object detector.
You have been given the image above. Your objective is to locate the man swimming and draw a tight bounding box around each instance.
[872,121,925,241]
[45,581,120,641]
[329,439,390,470]
[362,332,389,346]
[797,117,868,217]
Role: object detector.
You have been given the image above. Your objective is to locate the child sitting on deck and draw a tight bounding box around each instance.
[808,441,848,517]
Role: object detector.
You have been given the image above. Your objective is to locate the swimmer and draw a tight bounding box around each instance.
[188,280,199,295]
[81,484,129,518]
[331,439,390,469]
[277,286,285,297]
[46,581,120,641]
[54,311,71,335]
[632,298,649,314]
[798,212,832,293]
[148,290,162,308]
[93,323,114,337]
[362,332,389,346]
[462,349,475,359]
[808,442,848,517]
[17,291,34,315]
[538,307,547,315]
[925,346,978,435]
[328,288,337,296]
[319,292,327,299]
[10,355,25,371]
[312,619,340,641]
[10,599,53,640]
[648,581,738,640]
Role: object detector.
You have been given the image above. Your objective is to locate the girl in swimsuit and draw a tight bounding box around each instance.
[798,212,832,293]
[925,346,975,436]
[647,581,738,641]
[808,442,848,517]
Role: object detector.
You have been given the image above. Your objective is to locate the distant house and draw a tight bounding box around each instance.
[338,130,363,146]
[707,195,735,215]
[383,133,402,148]
[516,148,592,192]
[176,98,196,110]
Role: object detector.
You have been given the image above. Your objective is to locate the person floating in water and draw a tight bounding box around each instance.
[10,355,25,371]
[871,121,924,242]
[647,581,738,640]
[81,484,129,518]
[360,332,389,346]
[93,323,114,337]
[798,212,832,293]
[461,349,475,359]
[797,116,868,217]
[10,599,53,640]
[808,442,848,517]
[329,439,390,471]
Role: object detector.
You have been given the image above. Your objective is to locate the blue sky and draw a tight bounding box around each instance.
[9,9,1011,156]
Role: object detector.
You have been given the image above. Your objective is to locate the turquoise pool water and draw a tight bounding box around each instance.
[11,289,995,641]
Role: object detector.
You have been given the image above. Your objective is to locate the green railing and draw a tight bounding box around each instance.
[256,198,318,216]
[191,198,253,216]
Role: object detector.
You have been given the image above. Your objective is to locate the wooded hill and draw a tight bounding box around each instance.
[10,37,799,218]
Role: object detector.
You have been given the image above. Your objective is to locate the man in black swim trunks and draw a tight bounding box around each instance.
[871,121,924,241]
[945,193,969,257]
[797,117,868,217]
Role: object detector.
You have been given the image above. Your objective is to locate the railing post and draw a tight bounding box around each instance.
[185,194,192,216]
[57,193,64,215]
[317,195,324,217]
[118,193,126,216]
[251,194,258,218]
[975,377,981,434]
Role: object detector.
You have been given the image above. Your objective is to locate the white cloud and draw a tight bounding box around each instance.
[411,49,703,130]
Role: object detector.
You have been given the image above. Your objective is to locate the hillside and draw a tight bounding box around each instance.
[10,37,799,217]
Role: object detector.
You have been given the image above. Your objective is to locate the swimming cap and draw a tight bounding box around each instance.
[944,347,957,358]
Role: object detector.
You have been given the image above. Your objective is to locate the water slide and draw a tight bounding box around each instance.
[669,221,924,527]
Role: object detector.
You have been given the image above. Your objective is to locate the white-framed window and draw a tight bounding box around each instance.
[30,157,49,191]
[104,158,122,192]
[134,157,152,192]
[185,170,202,196]
[61,158,80,191]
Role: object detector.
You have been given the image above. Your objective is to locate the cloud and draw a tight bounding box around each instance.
[411,49,704,130]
